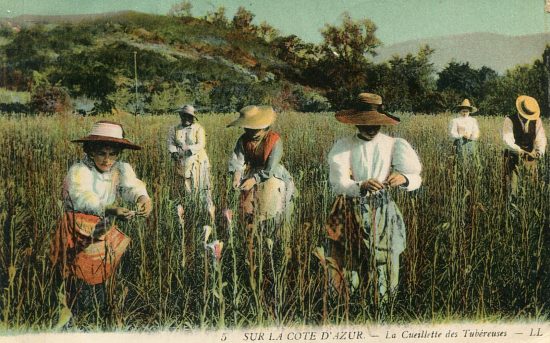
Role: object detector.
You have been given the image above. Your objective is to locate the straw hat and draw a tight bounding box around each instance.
[173,104,197,119]
[226,105,276,129]
[516,95,540,121]
[335,93,400,126]
[72,121,141,150]
[454,99,478,113]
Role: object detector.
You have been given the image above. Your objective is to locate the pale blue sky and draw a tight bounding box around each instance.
[1,0,549,45]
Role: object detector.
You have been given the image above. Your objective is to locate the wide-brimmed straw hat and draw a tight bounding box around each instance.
[516,95,540,121]
[72,121,141,150]
[173,104,197,119]
[335,93,400,126]
[455,99,478,113]
[226,105,276,129]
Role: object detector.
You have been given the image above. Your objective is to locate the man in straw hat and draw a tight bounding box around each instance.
[449,99,480,158]
[167,104,215,222]
[326,93,422,303]
[50,121,152,324]
[502,95,547,193]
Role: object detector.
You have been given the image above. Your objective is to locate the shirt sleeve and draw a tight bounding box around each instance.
[392,138,422,191]
[449,119,461,139]
[502,117,522,153]
[167,126,178,153]
[534,119,547,156]
[118,163,149,204]
[63,164,104,216]
[228,138,246,175]
[186,125,206,154]
[256,139,283,182]
[328,138,361,197]
[471,118,480,141]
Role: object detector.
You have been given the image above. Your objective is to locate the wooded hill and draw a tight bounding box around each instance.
[0,9,549,116]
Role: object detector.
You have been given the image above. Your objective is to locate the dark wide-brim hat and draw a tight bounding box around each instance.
[335,93,400,126]
[72,121,141,150]
[454,99,478,113]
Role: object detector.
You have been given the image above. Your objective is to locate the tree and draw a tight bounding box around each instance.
[367,45,438,113]
[318,12,381,108]
[205,6,229,27]
[437,61,498,112]
[168,1,193,18]
[257,21,280,42]
[232,6,256,34]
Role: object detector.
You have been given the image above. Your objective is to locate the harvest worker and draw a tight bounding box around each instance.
[502,95,547,193]
[50,121,152,321]
[227,105,296,301]
[449,99,480,158]
[227,105,295,227]
[167,104,215,222]
[326,93,422,303]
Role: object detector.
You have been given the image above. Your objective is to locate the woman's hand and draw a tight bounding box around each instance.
[106,206,135,220]
[360,178,385,194]
[240,178,257,191]
[232,172,242,190]
[386,173,407,187]
[136,195,152,217]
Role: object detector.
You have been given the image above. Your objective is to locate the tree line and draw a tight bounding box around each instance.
[0,3,548,117]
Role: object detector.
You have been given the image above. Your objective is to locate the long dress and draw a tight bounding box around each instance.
[327,132,422,298]
[167,123,214,214]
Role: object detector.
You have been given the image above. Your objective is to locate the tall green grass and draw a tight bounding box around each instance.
[0,112,548,331]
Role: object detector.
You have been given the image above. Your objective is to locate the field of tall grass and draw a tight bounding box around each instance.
[0,111,548,331]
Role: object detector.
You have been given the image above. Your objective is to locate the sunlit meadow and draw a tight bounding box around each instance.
[0,112,548,331]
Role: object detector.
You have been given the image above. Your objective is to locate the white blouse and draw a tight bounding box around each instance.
[328,133,422,197]
[449,116,480,140]
[62,159,149,216]
[167,123,206,155]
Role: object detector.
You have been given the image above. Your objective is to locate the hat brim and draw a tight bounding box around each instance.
[515,96,540,120]
[335,109,400,126]
[174,109,198,119]
[455,105,478,114]
[226,111,276,129]
[72,135,142,150]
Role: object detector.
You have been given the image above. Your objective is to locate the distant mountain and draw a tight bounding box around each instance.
[373,32,550,74]
[0,11,135,26]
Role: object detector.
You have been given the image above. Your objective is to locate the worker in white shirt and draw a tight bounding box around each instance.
[326,93,422,303]
[50,121,152,322]
[449,99,480,158]
[167,104,215,222]
[502,95,547,193]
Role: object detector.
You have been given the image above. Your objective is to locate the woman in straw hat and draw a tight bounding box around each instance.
[449,99,480,158]
[502,95,547,193]
[50,121,152,322]
[326,93,422,303]
[167,104,215,222]
[227,105,295,225]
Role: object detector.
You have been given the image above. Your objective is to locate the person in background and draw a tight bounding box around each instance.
[449,99,480,158]
[326,93,422,304]
[502,95,547,193]
[50,121,152,325]
[167,104,215,222]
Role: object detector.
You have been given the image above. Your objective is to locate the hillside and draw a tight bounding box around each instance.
[373,32,550,74]
[0,11,548,116]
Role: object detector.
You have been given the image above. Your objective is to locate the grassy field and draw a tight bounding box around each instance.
[0,112,548,331]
